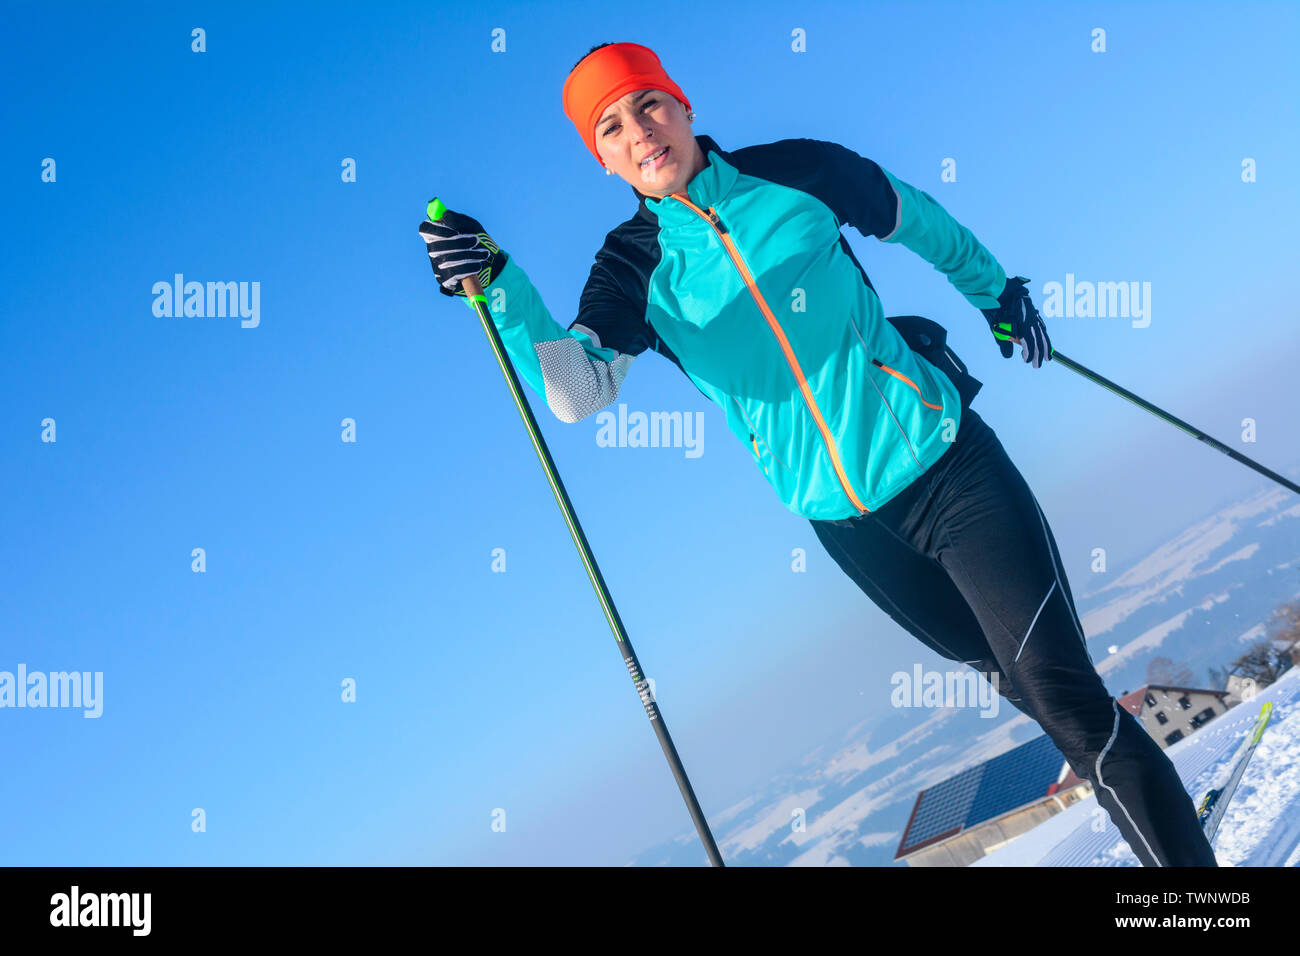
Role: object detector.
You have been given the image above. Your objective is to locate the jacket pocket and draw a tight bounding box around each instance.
[733,397,794,477]
[883,314,983,409]
[870,358,944,410]
[747,430,795,477]
[748,433,771,477]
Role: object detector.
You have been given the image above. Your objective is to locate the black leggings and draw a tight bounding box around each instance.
[809,406,1217,866]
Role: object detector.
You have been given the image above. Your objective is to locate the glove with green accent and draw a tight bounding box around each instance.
[418,206,508,298]
[981,276,1053,368]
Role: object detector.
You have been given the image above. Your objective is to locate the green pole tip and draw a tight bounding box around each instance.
[426,197,446,221]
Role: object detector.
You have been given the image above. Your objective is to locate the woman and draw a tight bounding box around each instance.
[419,42,1216,867]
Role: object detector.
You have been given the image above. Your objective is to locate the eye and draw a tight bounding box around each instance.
[602,99,659,136]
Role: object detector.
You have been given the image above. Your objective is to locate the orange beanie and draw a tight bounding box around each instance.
[562,42,691,168]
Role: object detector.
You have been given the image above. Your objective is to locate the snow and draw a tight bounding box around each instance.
[708,793,761,827]
[706,706,1043,863]
[1079,485,1291,638]
[631,479,1300,867]
[858,831,897,848]
[1202,543,1261,575]
[1257,502,1300,527]
[973,666,1300,866]
[1237,623,1267,644]
[1094,589,1234,676]
[720,787,823,856]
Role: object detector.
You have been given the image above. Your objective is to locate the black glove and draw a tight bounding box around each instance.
[980,276,1053,368]
[418,207,508,297]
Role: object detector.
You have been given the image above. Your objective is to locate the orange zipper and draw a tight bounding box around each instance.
[670,192,869,514]
[871,359,944,410]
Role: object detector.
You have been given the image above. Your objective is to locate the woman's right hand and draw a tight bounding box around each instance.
[418,207,508,297]
[980,275,1053,368]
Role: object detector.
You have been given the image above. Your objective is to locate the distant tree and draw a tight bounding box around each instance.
[1207,663,1230,690]
[1146,655,1197,688]
[1207,598,1300,692]
[1265,597,1300,648]
[1222,639,1290,690]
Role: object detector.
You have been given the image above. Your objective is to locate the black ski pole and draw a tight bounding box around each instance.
[1019,340,1300,496]
[426,198,725,867]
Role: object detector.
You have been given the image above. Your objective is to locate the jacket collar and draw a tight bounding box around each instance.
[632,134,737,226]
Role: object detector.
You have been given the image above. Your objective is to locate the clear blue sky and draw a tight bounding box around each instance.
[2,0,1297,865]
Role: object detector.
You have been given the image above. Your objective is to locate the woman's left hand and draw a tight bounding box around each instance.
[981,276,1053,369]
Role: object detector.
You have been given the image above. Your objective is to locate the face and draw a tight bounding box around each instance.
[594,88,706,198]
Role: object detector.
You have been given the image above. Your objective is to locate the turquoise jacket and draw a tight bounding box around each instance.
[474,134,1007,520]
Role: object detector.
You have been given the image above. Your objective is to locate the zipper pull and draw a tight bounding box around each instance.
[706,206,729,234]
[749,434,769,476]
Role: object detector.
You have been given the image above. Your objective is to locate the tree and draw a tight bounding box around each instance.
[1208,598,1300,691]
[1221,639,1289,690]
[1265,597,1300,651]
[1146,655,1197,688]
[1207,663,1230,690]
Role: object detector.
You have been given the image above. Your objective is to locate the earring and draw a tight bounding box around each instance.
[605,167,613,175]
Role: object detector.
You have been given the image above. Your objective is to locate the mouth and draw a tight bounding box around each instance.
[640,146,669,169]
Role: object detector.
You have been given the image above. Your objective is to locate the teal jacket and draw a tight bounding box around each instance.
[474,134,1007,520]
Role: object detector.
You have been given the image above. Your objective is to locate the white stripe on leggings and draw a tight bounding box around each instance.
[1096,698,1163,866]
[1014,580,1056,662]
[1029,490,1092,661]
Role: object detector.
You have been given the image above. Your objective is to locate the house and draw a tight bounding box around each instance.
[1125,683,1231,745]
[895,683,1231,866]
[1223,642,1299,703]
[894,733,1091,866]
[1051,684,1231,793]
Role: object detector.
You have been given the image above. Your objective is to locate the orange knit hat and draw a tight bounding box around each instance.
[562,42,692,168]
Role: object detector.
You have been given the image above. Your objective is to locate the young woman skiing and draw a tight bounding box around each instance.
[419,41,1217,867]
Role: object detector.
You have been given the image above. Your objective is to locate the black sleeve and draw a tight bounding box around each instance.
[568,244,656,358]
[569,215,701,398]
[812,139,901,240]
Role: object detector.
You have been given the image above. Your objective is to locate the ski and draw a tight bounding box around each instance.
[1196,700,1274,844]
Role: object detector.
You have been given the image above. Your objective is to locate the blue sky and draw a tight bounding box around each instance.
[2,0,1297,865]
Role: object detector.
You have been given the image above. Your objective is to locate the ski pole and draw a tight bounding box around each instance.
[425,198,725,867]
[1015,341,1300,497]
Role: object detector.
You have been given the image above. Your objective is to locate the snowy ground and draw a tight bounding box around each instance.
[974,666,1300,866]
[629,482,1300,866]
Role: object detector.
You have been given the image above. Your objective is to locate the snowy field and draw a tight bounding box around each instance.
[974,666,1300,866]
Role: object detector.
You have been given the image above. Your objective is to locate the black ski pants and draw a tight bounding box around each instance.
[809,406,1217,866]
